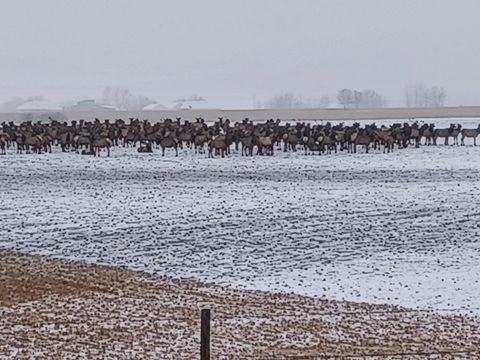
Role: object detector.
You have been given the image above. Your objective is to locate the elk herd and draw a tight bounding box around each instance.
[0,117,479,157]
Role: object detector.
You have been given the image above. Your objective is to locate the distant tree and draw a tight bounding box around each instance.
[405,84,446,107]
[414,84,426,107]
[358,89,387,108]
[353,90,363,108]
[102,86,155,110]
[318,94,330,108]
[337,89,354,109]
[426,86,446,107]
[405,86,414,107]
[337,89,385,108]
[264,93,331,109]
[265,93,304,109]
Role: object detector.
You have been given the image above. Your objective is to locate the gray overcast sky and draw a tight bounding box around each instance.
[1,0,479,108]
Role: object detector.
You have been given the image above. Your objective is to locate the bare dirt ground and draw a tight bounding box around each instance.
[1,251,479,359]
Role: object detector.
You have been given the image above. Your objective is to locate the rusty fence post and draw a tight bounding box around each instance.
[200,309,210,360]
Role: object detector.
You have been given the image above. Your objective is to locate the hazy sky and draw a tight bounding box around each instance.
[1,0,479,108]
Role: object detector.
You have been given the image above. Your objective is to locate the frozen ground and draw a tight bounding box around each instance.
[1,118,480,312]
[3,251,479,359]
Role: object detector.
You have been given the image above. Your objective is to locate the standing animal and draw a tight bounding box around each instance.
[92,137,112,156]
[0,136,6,155]
[283,131,299,152]
[24,134,44,154]
[374,129,395,153]
[0,132,9,155]
[159,131,179,157]
[350,130,371,153]
[433,124,461,145]
[420,124,435,145]
[409,124,421,148]
[461,125,480,146]
[256,134,274,156]
[240,130,254,156]
[208,134,228,158]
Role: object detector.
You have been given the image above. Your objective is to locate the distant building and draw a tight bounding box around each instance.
[66,100,116,111]
[15,100,62,112]
[142,103,168,111]
[170,96,217,110]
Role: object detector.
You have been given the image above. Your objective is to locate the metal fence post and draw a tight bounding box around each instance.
[201,309,210,360]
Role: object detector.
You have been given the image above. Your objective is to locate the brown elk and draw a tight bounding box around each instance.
[434,124,461,145]
[159,130,179,157]
[208,134,228,158]
[461,125,480,146]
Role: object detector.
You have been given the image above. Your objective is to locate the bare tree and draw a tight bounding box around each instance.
[414,84,426,107]
[337,89,354,109]
[338,89,386,108]
[405,84,446,107]
[427,86,446,107]
[102,86,155,110]
[353,90,363,108]
[265,93,304,109]
[405,86,414,107]
[318,94,330,108]
[264,93,331,109]
[357,89,387,108]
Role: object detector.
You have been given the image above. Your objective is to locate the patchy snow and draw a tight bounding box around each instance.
[1,118,480,313]
[2,252,478,358]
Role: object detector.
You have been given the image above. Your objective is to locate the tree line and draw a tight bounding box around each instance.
[262,84,447,109]
[0,85,448,112]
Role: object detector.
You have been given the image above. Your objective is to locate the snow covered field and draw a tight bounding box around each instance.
[1,118,480,312]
